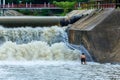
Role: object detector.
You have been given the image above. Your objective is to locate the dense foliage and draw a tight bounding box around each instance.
[53,1,76,15]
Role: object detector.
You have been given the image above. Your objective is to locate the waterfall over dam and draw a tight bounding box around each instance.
[0,26,83,61]
[0,9,96,61]
[0,9,120,80]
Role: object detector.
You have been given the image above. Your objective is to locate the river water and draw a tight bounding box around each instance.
[0,26,120,80]
[0,61,120,80]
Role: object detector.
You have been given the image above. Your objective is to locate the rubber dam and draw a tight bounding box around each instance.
[0,16,66,27]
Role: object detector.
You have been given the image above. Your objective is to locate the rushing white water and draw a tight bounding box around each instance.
[0,61,120,80]
[0,26,80,61]
[0,41,80,61]
[0,26,66,44]
[0,26,119,80]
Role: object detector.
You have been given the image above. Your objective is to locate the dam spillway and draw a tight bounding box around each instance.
[0,9,94,61]
[0,9,120,80]
[0,16,66,27]
[0,26,81,61]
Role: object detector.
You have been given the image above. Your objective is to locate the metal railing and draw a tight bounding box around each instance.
[77,3,117,9]
[0,4,57,8]
[0,3,119,9]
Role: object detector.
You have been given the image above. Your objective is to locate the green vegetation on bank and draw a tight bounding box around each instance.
[16,9,64,16]
[53,1,76,15]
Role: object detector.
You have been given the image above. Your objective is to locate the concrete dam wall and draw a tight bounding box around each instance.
[69,8,120,63]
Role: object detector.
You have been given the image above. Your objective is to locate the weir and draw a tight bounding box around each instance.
[0,26,93,61]
[0,26,81,61]
[0,9,95,61]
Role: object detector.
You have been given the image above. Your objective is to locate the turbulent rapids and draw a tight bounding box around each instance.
[0,26,120,80]
[0,15,120,80]
[0,26,81,61]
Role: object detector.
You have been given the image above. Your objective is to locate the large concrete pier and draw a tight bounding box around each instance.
[69,8,120,63]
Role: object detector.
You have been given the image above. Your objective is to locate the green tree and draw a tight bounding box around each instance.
[77,0,89,2]
[53,1,76,15]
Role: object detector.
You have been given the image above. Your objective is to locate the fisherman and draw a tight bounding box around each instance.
[80,53,86,64]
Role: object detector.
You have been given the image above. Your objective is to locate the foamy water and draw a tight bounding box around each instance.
[0,41,80,61]
[0,26,111,80]
[0,26,66,44]
[0,61,120,80]
[0,26,81,61]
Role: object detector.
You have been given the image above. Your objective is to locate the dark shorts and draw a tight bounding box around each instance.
[81,58,86,62]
